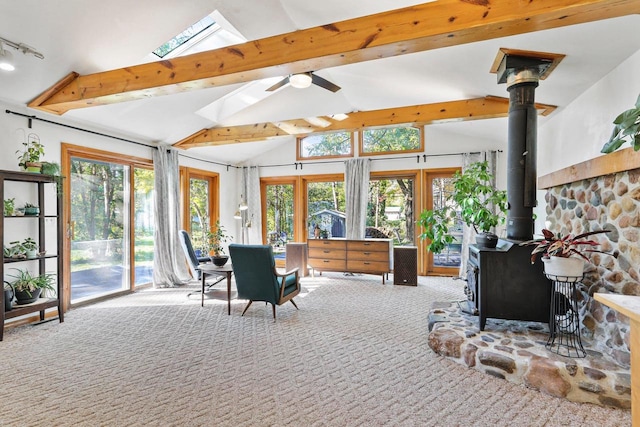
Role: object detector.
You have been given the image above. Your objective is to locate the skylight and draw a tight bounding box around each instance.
[153,15,217,58]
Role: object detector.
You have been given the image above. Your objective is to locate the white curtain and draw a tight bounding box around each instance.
[241,166,262,244]
[152,147,190,287]
[344,158,371,240]
[458,151,497,278]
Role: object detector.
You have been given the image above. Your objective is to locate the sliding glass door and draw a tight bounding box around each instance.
[69,158,130,302]
[62,144,154,307]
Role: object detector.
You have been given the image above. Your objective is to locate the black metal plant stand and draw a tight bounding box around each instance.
[545,273,586,358]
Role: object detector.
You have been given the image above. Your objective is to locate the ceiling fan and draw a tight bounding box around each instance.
[266,72,341,92]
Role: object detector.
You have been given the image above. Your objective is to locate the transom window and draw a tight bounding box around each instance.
[297,131,353,160]
[360,126,423,155]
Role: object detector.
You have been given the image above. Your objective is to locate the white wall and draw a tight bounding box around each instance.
[0,99,239,235]
[538,49,640,176]
[533,48,640,232]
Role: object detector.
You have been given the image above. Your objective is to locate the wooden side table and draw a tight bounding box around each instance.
[286,242,309,277]
[594,293,640,426]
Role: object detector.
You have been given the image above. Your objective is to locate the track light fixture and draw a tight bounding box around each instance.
[0,43,15,71]
[0,36,45,72]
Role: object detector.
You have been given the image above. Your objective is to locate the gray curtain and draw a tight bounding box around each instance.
[241,166,262,244]
[458,151,497,278]
[344,158,370,240]
[152,147,190,287]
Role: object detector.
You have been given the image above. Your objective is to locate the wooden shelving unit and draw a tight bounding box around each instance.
[1,170,64,341]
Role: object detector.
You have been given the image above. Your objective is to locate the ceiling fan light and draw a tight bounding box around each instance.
[289,73,312,89]
[0,45,15,71]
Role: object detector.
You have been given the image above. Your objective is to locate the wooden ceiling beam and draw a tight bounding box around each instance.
[29,0,640,115]
[173,96,557,149]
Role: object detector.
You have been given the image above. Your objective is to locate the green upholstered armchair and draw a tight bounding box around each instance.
[229,244,300,319]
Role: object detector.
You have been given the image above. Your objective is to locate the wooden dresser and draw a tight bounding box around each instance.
[307,238,392,283]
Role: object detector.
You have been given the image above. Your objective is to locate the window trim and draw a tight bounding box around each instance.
[180,167,220,237]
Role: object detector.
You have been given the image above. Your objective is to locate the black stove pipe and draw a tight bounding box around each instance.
[506,76,538,241]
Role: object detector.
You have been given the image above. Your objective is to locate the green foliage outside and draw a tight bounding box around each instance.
[266,184,294,246]
[301,132,351,157]
[189,177,210,252]
[362,127,420,153]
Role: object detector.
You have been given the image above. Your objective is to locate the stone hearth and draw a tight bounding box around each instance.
[428,301,631,409]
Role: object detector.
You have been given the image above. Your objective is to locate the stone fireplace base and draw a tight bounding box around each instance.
[428,301,631,409]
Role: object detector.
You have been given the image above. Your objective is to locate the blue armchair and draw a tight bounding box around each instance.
[229,244,300,319]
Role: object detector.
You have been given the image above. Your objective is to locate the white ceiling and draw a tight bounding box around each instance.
[1,1,639,164]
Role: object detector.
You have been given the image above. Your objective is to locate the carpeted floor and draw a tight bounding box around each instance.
[0,273,631,427]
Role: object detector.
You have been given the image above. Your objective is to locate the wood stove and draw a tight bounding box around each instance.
[467,239,550,330]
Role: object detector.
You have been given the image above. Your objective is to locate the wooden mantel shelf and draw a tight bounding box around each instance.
[539,147,640,189]
[595,293,640,426]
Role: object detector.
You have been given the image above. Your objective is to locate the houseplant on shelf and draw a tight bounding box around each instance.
[7,269,56,305]
[23,203,40,216]
[21,237,39,259]
[16,137,45,173]
[520,228,613,279]
[601,93,640,153]
[206,221,232,266]
[417,161,507,253]
[3,198,15,216]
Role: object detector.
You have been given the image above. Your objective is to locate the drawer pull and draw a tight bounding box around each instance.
[363,252,371,255]
[323,250,330,253]
[323,260,330,263]
[364,262,370,265]
[363,242,371,246]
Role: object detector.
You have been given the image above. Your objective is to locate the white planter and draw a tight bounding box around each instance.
[542,256,584,281]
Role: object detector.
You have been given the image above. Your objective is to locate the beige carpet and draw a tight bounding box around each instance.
[0,273,631,427]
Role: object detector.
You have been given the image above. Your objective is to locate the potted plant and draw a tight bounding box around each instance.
[3,198,15,216]
[4,240,27,259]
[206,221,232,266]
[23,202,40,216]
[21,237,39,259]
[16,137,45,173]
[417,161,507,253]
[7,269,56,305]
[601,93,640,153]
[520,228,613,279]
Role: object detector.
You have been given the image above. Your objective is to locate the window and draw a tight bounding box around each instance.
[263,181,295,261]
[360,126,423,156]
[367,172,417,245]
[297,131,353,160]
[305,175,346,239]
[181,168,219,256]
[423,169,462,274]
[152,16,217,58]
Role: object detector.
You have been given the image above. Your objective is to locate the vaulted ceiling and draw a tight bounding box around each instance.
[2,0,640,163]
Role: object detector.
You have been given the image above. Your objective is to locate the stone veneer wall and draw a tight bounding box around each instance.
[544,167,640,368]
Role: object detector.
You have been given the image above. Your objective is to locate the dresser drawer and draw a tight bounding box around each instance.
[347,260,390,274]
[348,250,389,262]
[308,239,346,250]
[309,258,346,270]
[308,248,346,260]
[347,240,390,252]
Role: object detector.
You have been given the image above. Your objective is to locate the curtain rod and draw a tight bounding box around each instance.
[5,109,501,171]
[258,150,502,169]
[5,109,239,169]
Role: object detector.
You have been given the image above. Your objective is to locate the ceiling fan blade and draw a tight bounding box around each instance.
[266,76,290,91]
[311,74,341,92]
